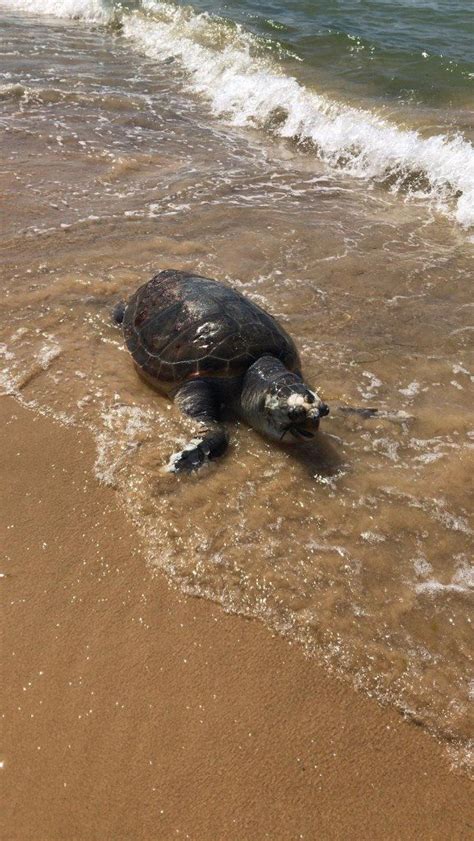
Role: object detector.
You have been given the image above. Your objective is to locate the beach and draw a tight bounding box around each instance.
[2,397,473,840]
[1,1,473,836]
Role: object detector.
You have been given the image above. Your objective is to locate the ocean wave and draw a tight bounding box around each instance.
[3,0,474,226]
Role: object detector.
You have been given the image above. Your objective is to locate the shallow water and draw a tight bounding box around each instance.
[1,4,473,769]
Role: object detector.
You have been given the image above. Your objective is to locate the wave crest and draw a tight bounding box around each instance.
[3,0,474,225]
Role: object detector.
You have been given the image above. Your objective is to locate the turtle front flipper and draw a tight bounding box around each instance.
[168,380,229,473]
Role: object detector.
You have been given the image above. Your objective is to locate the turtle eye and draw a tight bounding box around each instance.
[306,392,315,404]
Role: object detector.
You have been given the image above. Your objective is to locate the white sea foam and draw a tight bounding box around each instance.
[2,0,108,21]
[4,0,474,225]
[413,556,433,578]
[399,381,420,398]
[413,561,473,600]
[94,404,154,485]
[415,578,472,597]
[37,342,61,369]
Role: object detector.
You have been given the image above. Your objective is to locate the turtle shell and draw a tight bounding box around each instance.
[122,270,300,394]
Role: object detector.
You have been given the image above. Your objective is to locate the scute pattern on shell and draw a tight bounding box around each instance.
[122,270,300,392]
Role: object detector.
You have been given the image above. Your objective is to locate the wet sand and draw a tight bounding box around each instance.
[2,395,473,841]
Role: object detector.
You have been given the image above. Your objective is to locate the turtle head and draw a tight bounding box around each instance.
[240,356,329,442]
[263,380,329,441]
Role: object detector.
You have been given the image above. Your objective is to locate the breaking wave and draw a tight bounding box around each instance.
[3,0,474,225]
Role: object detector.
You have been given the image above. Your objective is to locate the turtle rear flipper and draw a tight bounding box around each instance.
[337,406,378,419]
[112,300,126,325]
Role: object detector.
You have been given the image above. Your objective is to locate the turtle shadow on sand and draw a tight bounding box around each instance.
[275,429,345,481]
[272,404,396,482]
[285,405,413,482]
[218,403,344,480]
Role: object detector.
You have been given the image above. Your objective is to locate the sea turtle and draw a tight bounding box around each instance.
[114,269,329,472]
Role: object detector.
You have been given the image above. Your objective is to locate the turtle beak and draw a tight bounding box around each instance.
[290,401,329,439]
[318,402,330,418]
[307,400,329,425]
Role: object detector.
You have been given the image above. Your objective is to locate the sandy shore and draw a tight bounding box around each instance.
[2,396,472,841]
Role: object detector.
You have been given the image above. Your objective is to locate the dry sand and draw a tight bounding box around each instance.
[2,396,473,841]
